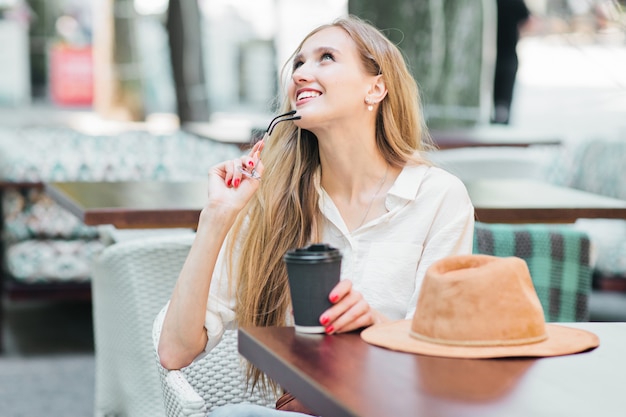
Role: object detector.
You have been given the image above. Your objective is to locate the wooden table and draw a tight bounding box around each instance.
[238,323,626,417]
[467,179,626,223]
[44,178,626,229]
[44,181,207,229]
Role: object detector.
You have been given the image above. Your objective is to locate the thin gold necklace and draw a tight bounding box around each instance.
[357,164,389,229]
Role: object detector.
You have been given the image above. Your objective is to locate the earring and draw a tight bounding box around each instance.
[365,98,374,112]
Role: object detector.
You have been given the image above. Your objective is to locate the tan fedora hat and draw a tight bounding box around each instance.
[361,255,599,358]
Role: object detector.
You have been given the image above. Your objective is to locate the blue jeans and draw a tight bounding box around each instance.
[208,404,315,417]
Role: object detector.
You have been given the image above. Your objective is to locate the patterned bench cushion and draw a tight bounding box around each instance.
[5,239,105,283]
[3,188,100,242]
[0,126,243,283]
[544,138,626,198]
[544,138,626,278]
[0,126,243,242]
[0,126,244,183]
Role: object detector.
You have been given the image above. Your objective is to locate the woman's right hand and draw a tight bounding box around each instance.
[206,140,265,213]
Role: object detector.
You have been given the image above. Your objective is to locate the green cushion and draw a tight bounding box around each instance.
[473,222,592,322]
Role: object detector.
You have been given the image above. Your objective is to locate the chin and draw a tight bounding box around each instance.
[294,120,316,134]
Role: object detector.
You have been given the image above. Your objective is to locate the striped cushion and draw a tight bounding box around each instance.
[473,222,592,322]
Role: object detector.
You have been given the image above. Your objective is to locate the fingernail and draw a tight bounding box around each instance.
[325,325,334,334]
[234,178,240,187]
[227,179,232,187]
[248,160,255,167]
[320,315,329,325]
[329,294,339,303]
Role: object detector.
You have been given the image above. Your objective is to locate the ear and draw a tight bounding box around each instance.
[367,74,387,104]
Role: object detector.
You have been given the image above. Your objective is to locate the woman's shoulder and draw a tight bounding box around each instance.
[403,162,466,191]
[426,166,470,200]
[394,162,470,204]
[426,164,465,183]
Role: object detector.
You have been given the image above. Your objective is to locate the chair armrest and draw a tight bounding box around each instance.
[153,306,206,417]
[161,370,207,417]
[153,312,276,416]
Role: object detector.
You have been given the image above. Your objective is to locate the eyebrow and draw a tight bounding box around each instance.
[293,46,341,63]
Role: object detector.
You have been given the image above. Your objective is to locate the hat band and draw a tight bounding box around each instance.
[409,330,548,347]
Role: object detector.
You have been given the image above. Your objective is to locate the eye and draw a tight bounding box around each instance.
[321,52,334,62]
[292,59,304,71]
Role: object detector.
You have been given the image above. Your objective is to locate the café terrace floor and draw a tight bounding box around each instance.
[0,33,625,417]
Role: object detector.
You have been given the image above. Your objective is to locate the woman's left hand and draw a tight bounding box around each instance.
[319,280,387,334]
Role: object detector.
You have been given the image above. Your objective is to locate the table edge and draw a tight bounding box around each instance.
[238,327,361,417]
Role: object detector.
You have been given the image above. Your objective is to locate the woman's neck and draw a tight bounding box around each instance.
[316,130,400,231]
[317,132,388,200]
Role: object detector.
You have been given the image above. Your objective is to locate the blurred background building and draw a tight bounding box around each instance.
[0,0,623,128]
[0,0,350,122]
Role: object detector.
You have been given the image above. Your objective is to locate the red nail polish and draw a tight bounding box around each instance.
[248,160,255,167]
[330,294,339,303]
[227,179,232,187]
[320,315,329,325]
[325,325,334,334]
[234,178,240,187]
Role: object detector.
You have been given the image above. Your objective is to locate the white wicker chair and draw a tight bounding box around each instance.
[152,323,275,417]
[91,233,197,417]
[92,233,275,417]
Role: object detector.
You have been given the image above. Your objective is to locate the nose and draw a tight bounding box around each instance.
[292,64,313,84]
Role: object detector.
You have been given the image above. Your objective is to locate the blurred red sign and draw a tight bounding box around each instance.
[49,44,93,106]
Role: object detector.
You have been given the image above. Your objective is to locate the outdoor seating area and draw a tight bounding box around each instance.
[0,125,242,348]
[1,118,626,417]
[77,220,593,416]
[2,116,626,416]
[433,136,626,281]
[553,138,626,286]
[1,0,626,416]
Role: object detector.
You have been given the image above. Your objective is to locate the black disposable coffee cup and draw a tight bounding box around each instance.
[283,244,342,333]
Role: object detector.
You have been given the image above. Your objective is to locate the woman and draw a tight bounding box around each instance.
[157,15,474,416]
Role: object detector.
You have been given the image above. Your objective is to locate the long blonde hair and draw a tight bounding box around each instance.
[228,14,433,392]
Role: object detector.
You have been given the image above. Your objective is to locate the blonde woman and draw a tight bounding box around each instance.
[157,15,474,416]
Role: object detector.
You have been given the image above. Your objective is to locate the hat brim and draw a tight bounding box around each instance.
[361,320,600,358]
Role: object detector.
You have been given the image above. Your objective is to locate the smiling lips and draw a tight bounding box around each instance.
[296,89,321,104]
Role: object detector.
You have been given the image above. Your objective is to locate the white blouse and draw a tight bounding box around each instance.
[156,163,475,356]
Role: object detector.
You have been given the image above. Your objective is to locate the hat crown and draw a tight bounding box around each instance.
[411,255,547,347]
